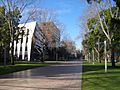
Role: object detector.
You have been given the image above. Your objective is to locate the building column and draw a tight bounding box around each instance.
[13,41,16,55]
[27,36,32,61]
[17,39,21,58]
[22,36,27,60]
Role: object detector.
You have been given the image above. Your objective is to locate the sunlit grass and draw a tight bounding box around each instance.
[82,61,120,90]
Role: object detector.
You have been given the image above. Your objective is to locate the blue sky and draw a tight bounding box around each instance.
[38,0,89,50]
[36,0,89,50]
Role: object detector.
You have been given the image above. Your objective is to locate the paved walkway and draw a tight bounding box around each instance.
[0,61,82,90]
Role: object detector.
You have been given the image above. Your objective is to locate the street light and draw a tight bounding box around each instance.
[104,40,107,72]
[96,40,107,72]
[92,49,95,65]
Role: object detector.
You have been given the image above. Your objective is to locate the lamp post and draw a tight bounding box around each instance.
[104,40,107,72]
[96,40,107,72]
[92,49,95,65]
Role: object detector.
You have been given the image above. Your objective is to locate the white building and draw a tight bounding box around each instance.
[13,21,46,61]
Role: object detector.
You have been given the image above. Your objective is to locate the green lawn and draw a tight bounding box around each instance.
[0,61,62,75]
[82,61,120,90]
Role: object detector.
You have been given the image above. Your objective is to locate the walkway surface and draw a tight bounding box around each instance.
[0,61,82,90]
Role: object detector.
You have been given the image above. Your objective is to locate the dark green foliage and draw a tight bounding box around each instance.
[0,5,22,65]
[84,0,120,66]
[114,0,120,8]
[110,18,120,52]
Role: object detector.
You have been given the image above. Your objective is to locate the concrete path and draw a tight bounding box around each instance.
[0,61,82,90]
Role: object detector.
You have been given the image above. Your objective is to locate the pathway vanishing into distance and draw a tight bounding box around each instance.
[0,60,82,90]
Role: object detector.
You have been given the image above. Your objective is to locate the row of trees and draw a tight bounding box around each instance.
[44,38,80,61]
[82,0,120,67]
[58,39,77,60]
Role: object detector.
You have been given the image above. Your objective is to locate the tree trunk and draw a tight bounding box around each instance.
[11,41,14,65]
[98,38,101,63]
[111,48,115,67]
[3,47,6,66]
[10,19,15,65]
[88,52,91,62]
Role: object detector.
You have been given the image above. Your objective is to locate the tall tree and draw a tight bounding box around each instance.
[0,6,10,65]
[0,0,37,65]
[86,0,120,67]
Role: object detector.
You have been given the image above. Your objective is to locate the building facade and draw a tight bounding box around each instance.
[13,21,46,61]
[40,22,60,48]
[40,22,60,59]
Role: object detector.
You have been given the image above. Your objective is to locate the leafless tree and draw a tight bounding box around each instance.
[61,38,76,59]
[28,8,57,22]
[79,5,98,61]
[28,8,65,36]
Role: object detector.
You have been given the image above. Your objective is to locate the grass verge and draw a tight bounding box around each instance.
[82,61,120,90]
[0,63,48,75]
[0,61,62,75]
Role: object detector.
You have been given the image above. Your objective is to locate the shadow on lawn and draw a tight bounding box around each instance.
[83,64,120,73]
[83,65,105,72]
